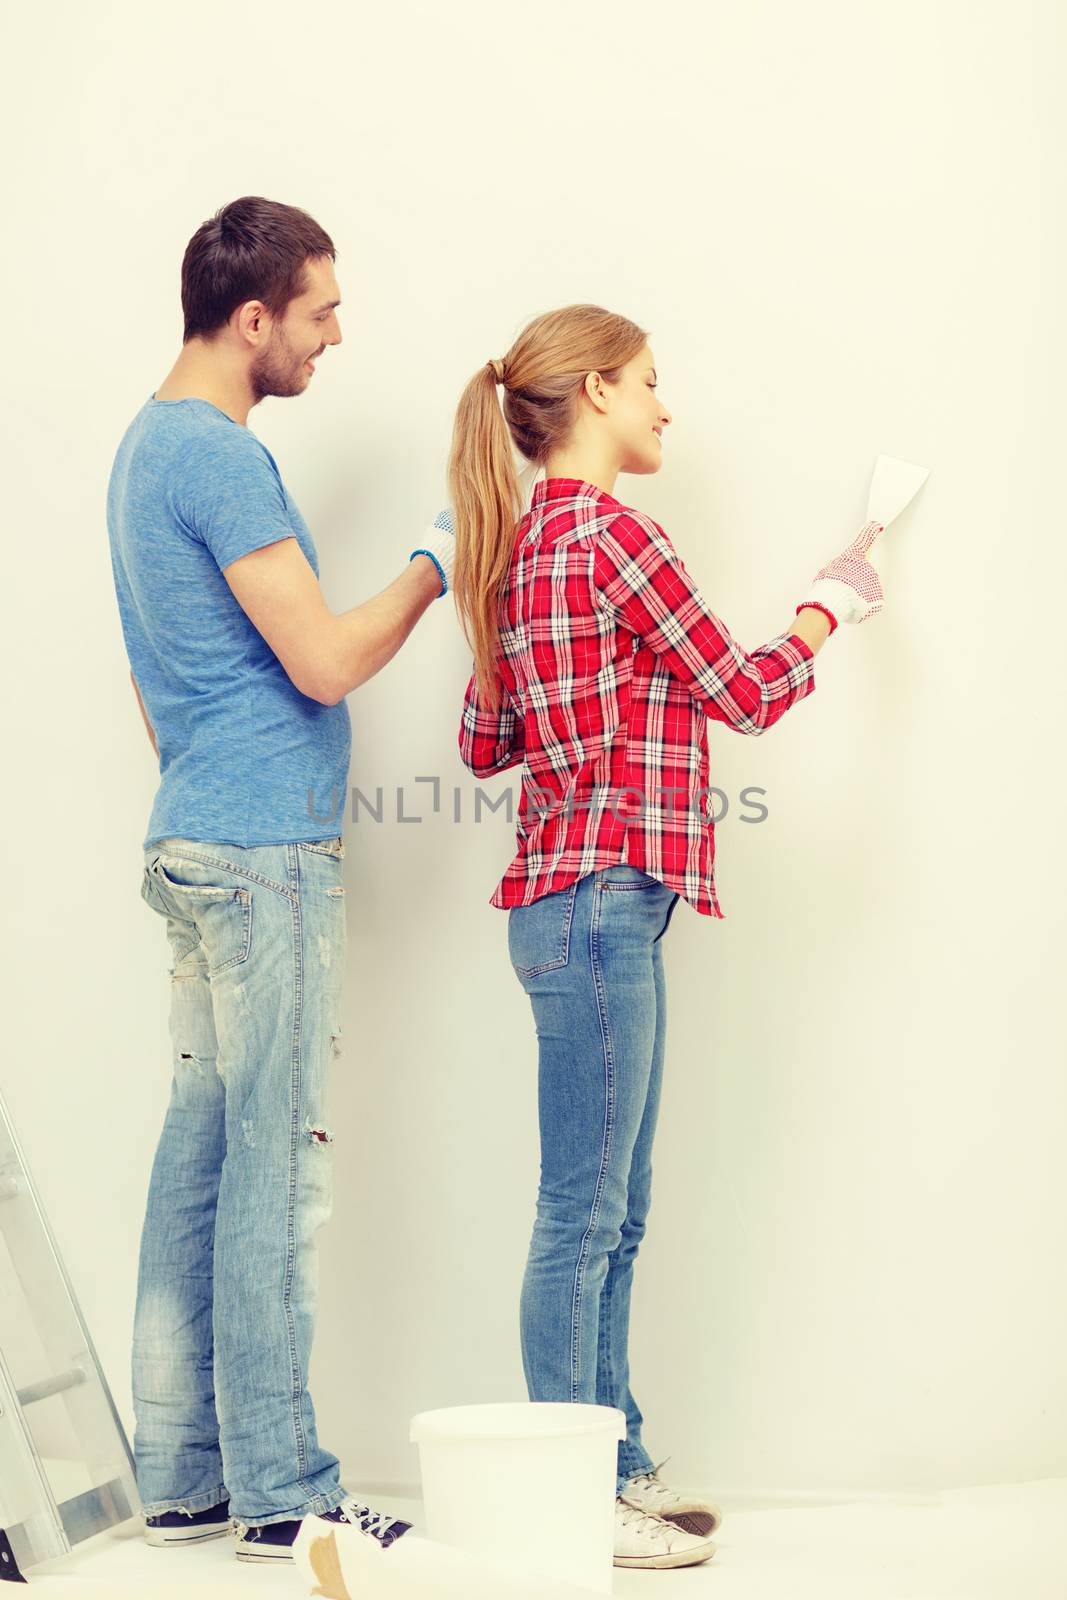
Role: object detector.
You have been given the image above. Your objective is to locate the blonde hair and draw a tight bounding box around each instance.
[447,303,649,712]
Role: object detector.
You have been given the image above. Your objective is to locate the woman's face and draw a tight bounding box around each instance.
[605,344,672,476]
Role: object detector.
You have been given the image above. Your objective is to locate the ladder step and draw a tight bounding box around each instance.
[0,1084,138,1570]
[16,1364,88,1407]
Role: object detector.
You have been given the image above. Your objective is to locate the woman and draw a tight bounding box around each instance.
[444,304,883,1572]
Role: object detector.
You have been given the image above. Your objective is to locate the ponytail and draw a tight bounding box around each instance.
[447,361,520,713]
[448,306,649,713]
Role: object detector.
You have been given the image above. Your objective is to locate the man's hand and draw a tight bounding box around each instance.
[408,507,456,597]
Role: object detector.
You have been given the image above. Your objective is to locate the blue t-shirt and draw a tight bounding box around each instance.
[107,395,351,850]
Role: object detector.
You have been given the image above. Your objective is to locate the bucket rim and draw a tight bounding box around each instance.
[410,1401,627,1444]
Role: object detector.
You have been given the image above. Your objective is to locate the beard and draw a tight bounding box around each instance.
[249,324,313,401]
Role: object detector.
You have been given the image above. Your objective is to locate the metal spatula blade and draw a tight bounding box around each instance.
[867,454,931,530]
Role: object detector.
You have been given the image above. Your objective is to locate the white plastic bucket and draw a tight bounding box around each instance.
[409,1401,627,1594]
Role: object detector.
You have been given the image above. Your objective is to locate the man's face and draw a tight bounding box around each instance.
[249,255,343,401]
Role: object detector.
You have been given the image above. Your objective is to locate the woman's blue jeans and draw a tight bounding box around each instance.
[133,835,350,1527]
[507,864,681,1496]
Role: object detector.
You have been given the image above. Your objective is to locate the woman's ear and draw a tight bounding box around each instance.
[584,370,609,413]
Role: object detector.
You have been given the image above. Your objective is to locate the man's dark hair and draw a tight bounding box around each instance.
[181,195,335,343]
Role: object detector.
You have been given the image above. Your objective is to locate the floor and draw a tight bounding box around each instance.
[18,1476,1067,1598]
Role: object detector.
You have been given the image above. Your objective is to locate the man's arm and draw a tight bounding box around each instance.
[130,670,159,757]
[221,538,443,705]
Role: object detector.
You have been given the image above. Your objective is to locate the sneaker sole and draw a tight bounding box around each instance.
[665,1509,721,1537]
[617,1492,724,1540]
[614,1538,717,1569]
[234,1542,295,1562]
[144,1523,231,1546]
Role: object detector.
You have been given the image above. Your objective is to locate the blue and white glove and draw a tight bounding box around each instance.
[409,508,455,599]
[408,465,543,599]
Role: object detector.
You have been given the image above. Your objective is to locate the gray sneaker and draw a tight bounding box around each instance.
[618,1461,724,1537]
[613,1495,717,1569]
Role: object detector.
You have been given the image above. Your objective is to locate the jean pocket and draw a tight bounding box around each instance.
[298,837,345,859]
[145,856,253,976]
[654,892,681,942]
[508,879,580,977]
[600,864,662,890]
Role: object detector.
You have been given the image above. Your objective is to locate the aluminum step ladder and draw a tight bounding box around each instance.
[0,1083,137,1580]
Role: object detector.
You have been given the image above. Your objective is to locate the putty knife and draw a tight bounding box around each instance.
[867,453,930,533]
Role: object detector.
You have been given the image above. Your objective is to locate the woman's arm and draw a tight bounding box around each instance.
[791,605,833,654]
[592,509,817,737]
[458,666,526,777]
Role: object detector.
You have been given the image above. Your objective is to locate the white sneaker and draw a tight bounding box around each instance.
[613,1495,717,1569]
[619,1457,724,1537]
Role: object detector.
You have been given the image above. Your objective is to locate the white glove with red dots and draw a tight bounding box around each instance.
[796,520,886,633]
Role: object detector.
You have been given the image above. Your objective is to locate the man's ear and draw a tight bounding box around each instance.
[237,299,269,347]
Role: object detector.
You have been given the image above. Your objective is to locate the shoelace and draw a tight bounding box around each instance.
[232,1495,403,1542]
[335,1495,403,1538]
[615,1495,677,1539]
[622,1455,677,1502]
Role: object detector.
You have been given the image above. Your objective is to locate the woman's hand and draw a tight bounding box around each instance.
[796,520,886,630]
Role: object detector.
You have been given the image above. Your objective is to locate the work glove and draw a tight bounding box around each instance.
[407,462,542,599]
[796,520,885,633]
[409,508,455,599]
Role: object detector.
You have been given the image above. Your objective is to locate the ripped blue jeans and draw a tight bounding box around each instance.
[133,835,350,1527]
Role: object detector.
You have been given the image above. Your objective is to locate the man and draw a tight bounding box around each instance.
[107,194,456,1563]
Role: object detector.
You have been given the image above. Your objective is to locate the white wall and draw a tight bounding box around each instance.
[2,0,1064,1502]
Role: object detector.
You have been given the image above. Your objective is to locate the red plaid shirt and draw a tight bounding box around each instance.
[458,476,817,917]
